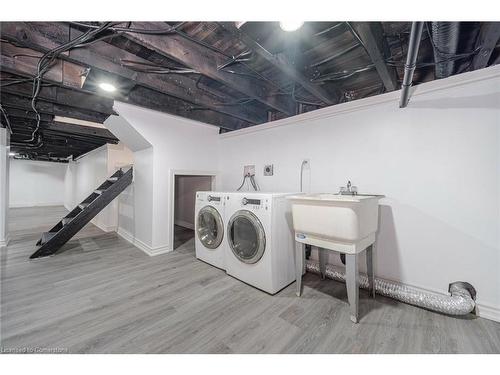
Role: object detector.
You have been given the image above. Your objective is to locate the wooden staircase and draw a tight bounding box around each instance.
[30,167,133,259]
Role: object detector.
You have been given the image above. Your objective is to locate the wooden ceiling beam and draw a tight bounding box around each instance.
[0,41,86,89]
[2,107,53,122]
[219,22,338,105]
[471,22,500,70]
[0,22,265,125]
[1,48,249,132]
[47,122,118,142]
[350,22,398,92]
[124,22,296,115]
[0,74,115,115]
[126,86,249,131]
[1,93,109,123]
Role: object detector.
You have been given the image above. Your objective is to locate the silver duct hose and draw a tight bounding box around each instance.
[306,260,476,316]
[431,22,460,78]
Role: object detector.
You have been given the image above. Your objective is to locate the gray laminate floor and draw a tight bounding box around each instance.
[1,206,499,354]
[174,225,194,250]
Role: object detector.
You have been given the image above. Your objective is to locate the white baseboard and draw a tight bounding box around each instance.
[117,228,171,256]
[10,203,64,208]
[174,219,194,230]
[475,304,500,323]
[0,235,10,248]
[91,219,117,233]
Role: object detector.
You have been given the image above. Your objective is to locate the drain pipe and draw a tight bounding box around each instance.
[306,261,476,316]
[399,22,424,108]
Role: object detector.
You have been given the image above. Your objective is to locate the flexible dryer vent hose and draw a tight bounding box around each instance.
[306,260,476,316]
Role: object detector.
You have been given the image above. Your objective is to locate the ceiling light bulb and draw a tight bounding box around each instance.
[98,82,116,92]
[279,21,304,32]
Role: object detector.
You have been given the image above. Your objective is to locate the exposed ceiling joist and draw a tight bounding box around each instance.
[47,121,117,142]
[1,93,109,123]
[83,43,265,125]
[1,76,115,115]
[0,22,266,125]
[350,22,398,92]
[9,120,115,144]
[126,86,249,131]
[471,22,500,70]
[0,42,86,89]
[124,22,296,115]
[0,43,252,130]
[219,22,338,105]
[3,107,53,122]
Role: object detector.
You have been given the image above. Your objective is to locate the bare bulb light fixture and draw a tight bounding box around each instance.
[279,21,304,32]
[98,82,117,92]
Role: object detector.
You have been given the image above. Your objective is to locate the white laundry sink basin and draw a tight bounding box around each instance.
[287,193,384,253]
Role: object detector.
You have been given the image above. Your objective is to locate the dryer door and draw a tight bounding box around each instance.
[196,206,224,249]
[227,210,266,264]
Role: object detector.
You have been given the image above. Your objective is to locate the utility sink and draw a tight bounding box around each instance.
[287,193,385,254]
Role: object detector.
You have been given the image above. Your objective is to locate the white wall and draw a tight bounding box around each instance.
[217,66,500,319]
[65,143,133,232]
[174,175,212,229]
[117,147,153,248]
[9,159,66,208]
[0,128,9,247]
[110,103,219,254]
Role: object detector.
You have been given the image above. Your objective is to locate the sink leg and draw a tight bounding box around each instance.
[295,242,305,297]
[318,247,327,280]
[302,243,306,275]
[346,253,359,323]
[366,245,375,298]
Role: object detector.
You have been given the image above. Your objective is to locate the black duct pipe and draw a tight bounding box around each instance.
[399,22,424,108]
[431,22,460,78]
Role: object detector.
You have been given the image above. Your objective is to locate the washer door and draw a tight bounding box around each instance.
[227,210,266,264]
[196,206,224,249]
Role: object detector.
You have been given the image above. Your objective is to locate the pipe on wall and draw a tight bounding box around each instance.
[399,22,424,108]
[306,260,476,316]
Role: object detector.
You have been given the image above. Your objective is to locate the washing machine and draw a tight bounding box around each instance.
[194,191,229,270]
[224,192,298,294]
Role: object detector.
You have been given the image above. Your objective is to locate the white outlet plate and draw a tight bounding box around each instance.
[244,165,255,176]
[264,164,273,176]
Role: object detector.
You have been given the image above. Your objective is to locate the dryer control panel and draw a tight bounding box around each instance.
[240,197,269,211]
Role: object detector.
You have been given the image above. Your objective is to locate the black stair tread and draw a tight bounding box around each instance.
[40,232,57,245]
[30,167,133,259]
[61,217,75,225]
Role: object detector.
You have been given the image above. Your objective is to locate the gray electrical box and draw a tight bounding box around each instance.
[264,164,274,176]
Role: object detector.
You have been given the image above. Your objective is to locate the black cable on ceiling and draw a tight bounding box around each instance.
[69,21,181,35]
[23,22,116,146]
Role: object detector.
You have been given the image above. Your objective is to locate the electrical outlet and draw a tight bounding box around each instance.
[244,165,255,176]
[264,164,274,176]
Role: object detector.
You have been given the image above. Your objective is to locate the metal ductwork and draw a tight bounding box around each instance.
[306,260,476,316]
[431,22,461,78]
[399,22,424,108]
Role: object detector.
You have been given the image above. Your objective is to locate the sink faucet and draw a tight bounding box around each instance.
[339,180,358,195]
